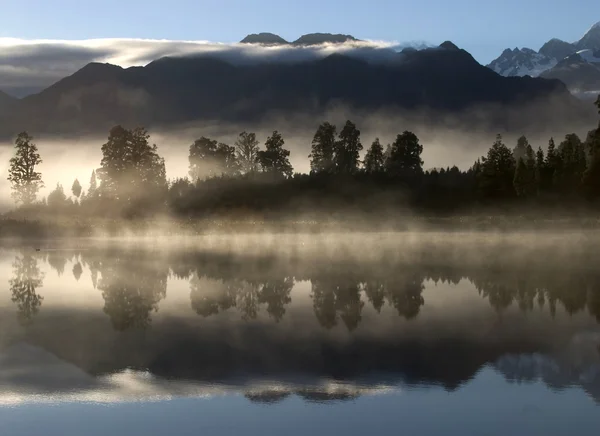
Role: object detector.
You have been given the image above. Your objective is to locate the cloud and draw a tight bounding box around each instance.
[0,37,429,97]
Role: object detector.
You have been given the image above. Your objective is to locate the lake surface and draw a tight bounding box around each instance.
[1,233,600,436]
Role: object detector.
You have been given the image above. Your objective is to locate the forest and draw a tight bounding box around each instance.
[4,97,600,224]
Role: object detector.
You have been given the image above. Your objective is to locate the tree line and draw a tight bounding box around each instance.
[6,97,600,217]
[9,247,600,330]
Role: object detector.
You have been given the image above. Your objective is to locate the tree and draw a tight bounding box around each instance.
[189,137,218,181]
[72,179,82,199]
[188,137,239,180]
[9,254,44,325]
[88,170,98,197]
[334,120,362,174]
[234,131,260,174]
[97,126,167,208]
[583,152,600,199]
[554,133,586,193]
[7,132,44,206]
[257,130,293,178]
[309,122,336,174]
[513,135,529,163]
[478,134,516,200]
[543,137,558,191]
[514,143,537,198]
[364,138,385,173]
[535,146,545,191]
[47,183,68,208]
[386,131,424,177]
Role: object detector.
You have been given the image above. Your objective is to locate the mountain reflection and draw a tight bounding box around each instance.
[4,239,600,405]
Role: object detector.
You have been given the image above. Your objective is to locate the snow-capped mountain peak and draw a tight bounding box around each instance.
[487,47,556,77]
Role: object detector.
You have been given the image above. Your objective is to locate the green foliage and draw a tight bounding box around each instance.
[89,170,98,196]
[386,131,424,177]
[513,135,529,163]
[97,126,167,209]
[479,134,515,200]
[535,147,544,190]
[7,132,44,206]
[234,131,260,174]
[47,183,68,208]
[583,151,600,199]
[189,137,239,181]
[309,122,336,174]
[334,120,362,174]
[258,131,293,178]
[72,179,82,199]
[364,138,385,173]
[554,134,586,193]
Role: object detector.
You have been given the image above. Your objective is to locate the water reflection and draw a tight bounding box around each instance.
[2,237,600,407]
[8,254,44,325]
[8,244,600,330]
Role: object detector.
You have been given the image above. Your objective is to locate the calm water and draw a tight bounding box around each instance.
[1,233,600,436]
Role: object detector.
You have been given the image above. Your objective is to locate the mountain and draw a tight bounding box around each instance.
[292,33,359,45]
[240,33,289,45]
[577,21,600,51]
[487,20,600,85]
[240,32,360,46]
[0,90,16,112]
[0,42,590,136]
[488,48,557,77]
[541,49,600,96]
[539,39,576,60]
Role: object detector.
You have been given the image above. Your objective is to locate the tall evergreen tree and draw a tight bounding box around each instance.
[513,135,530,163]
[334,120,362,174]
[258,131,293,178]
[555,133,586,193]
[234,131,260,174]
[364,138,385,173]
[88,170,98,197]
[7,132,43,206]
[71,179,82,199]
[309,122,337,174]
[583,98,600,198]
[386,131,424,177]
[535,147,545,191]
[479,134,516,200]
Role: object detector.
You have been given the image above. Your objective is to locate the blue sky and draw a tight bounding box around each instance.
[0,0,598,64]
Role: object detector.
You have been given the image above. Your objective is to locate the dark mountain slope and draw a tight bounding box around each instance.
[0,42,591,136]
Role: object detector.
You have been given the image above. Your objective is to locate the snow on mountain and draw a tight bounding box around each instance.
[487,47,557,77]
[577,49,600,64]
[488,20,600,99]
[577,21,600,51]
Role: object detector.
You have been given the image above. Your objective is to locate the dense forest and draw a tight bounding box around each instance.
[5,97,600,221]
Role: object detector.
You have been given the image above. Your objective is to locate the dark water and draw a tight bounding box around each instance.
[1,233,600,436]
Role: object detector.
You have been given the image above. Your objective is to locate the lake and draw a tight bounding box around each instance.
[0,232,599,436]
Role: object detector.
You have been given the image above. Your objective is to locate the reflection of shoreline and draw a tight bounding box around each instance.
[1,338,600,406]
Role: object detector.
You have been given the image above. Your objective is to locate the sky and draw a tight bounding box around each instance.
[0,0,598,65]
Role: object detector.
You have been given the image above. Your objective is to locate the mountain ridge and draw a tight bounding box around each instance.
[488,20,600,81]
[240,32,360,46]
[0,42,593,137]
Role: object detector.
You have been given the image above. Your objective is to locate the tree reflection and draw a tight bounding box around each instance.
[9,254,44,325]
[311,278,364,331]
[72,262,83,281]
[94,256,168,331]
[190,271,293,322]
